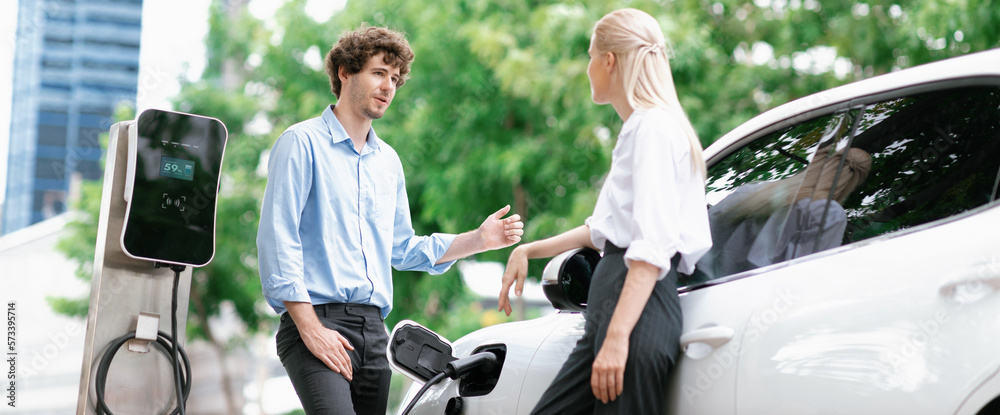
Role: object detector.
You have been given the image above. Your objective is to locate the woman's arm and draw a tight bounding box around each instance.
[590,259,660,403]
[498,225,597,315]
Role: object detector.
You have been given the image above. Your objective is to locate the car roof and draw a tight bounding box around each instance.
[705,47,1000,161]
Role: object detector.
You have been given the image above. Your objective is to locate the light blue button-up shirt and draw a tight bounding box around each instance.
[257,105,456,317]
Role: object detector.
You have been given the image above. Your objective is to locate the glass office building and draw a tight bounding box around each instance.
[3,0,143,234]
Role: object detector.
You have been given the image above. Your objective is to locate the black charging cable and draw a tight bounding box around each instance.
[167,264,187,415]
[94,330,191,415]
[93,263,191,414]
[400,352,498,415]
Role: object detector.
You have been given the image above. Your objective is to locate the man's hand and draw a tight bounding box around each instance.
[284,302,355,381]
[300,325,355,381]
[479,205,523,250]
[592,334,629,403]
[498,244,529,316]
[436,205,524,265]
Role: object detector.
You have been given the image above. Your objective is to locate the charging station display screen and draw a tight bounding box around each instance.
[159,156,196,181]
[122,109,228,267]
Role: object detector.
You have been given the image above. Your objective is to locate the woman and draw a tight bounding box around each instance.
[497,8,712,414]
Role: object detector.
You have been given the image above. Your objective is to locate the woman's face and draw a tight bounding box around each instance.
[586,35,612,105]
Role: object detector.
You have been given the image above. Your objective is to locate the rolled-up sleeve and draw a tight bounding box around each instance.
[624,119,685,280]
[257,131,313,309]
[389,173,457,274]
[393,232,457,274]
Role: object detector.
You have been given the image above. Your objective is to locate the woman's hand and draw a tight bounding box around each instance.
[592,334,629,403]
[497,225,596,316]
[498,244,530,316]
[590,260,660,403]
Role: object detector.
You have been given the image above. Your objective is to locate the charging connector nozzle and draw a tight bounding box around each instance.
[443,351,498,380]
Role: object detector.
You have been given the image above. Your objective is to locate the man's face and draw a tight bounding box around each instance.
[343,52,401,120]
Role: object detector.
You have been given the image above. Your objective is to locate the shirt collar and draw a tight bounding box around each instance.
[322,105,384,153]
[620,107,651,136]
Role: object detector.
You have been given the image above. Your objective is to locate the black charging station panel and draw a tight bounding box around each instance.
[121,109,227,267]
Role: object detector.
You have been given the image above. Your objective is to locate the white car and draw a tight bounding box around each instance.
[390,48,1000,415]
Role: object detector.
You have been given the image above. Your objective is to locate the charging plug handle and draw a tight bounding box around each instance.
[444,351,498,380]
[400,351,499,415]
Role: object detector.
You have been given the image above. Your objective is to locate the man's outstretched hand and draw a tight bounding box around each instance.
[436,205,524,265]
[479,205,523,250]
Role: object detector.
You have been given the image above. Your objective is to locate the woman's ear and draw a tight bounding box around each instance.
[604,51,616,73]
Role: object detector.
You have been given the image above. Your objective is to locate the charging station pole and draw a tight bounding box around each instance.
[75,121,194,414]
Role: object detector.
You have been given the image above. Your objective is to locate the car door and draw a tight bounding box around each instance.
[732,84,1000,414]
[666,111,855,414]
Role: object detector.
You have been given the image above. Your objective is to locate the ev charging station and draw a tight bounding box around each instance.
[75,109,228,414]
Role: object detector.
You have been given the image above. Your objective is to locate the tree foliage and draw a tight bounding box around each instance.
[56,0,998,342]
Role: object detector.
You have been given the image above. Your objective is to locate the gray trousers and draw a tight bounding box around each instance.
[531,244,682,414]
[275,303,392,415]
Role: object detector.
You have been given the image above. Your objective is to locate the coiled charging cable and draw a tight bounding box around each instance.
[94,265,190,415]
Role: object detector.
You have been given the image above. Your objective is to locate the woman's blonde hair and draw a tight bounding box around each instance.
[592,8,706,178]
[725,147,873,219]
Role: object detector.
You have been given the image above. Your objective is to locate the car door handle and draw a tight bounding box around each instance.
[939,261,1000,303]
[679,326,735,350]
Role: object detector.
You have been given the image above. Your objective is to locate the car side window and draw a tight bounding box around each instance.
[769,130,874,267]
[841,86,1000,243]
[689,112,858,284]
[689,85,1000,288]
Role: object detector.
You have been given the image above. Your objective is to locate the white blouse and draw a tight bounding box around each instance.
[587,107,713,279]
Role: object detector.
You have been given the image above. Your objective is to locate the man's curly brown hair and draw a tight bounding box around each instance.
[324,25,415,98]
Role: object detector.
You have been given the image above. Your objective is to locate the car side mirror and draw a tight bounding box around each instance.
[541,248,601,312]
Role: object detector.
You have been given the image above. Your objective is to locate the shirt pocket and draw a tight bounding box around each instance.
[374,174,398,232]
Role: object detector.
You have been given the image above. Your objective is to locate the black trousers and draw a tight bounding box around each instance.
[531,244,683,415]
[275,303,392,415]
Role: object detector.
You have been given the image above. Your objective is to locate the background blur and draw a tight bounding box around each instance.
[1,0,997,413]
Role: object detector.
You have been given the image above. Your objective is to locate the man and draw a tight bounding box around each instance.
[256,26,523,414]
